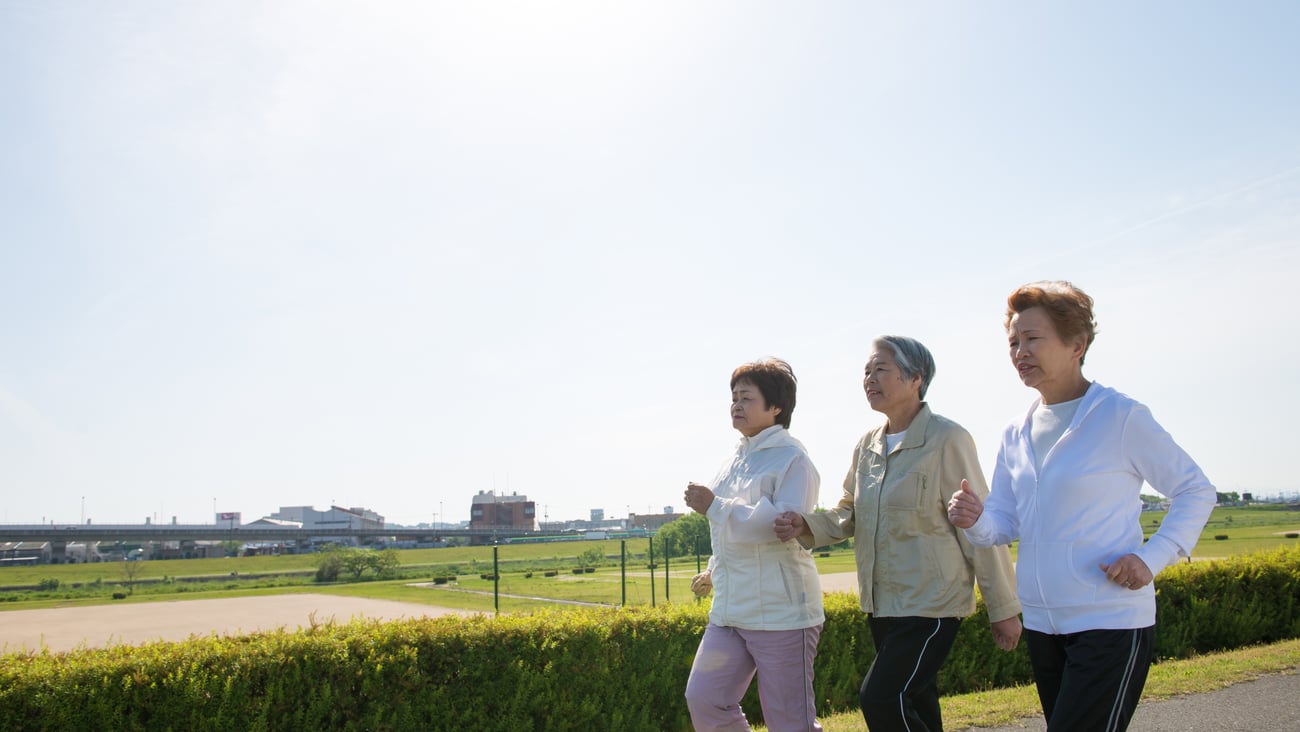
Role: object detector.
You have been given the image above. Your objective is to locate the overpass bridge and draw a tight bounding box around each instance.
[0,524,561,546]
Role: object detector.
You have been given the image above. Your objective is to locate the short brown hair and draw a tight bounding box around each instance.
[1005,280,1098,364]
[730,358,797,429]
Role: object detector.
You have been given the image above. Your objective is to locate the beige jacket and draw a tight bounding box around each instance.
[802,404,1020,622]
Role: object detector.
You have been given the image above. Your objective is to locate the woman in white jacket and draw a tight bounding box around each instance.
[948,281,1216,732]
[683,357,824,732]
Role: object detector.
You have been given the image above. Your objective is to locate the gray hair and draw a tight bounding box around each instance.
[874,335,936,400]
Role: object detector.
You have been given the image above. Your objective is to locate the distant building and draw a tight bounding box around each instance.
[591,509,604,522]
[269,505,384,530]
[264,505,385,546]
[469,491,536,532]
[628,510,685,533]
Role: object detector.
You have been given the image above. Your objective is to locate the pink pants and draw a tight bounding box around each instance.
[684,622,824,732]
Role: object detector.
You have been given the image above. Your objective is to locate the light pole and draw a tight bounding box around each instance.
[80,496,85,525]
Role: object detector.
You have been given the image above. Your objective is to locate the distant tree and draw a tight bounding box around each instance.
[120,559,144,595]
[374,549,401,579]
[314,547,344,582]
[655,512,709,559]
[576,547,604,569]
[342,548,374,580]
[1216,491,1240,505]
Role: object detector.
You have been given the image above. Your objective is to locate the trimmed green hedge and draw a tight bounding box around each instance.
[1,546,1296,731]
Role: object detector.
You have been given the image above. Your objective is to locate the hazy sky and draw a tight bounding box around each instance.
[3,2,1298,527]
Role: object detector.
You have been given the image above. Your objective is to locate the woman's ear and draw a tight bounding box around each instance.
[1071,336,1088,361]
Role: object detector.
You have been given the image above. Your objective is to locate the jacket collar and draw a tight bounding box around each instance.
[739,424,792,453]
[868,402,932,456]
[1019,381,1108,431]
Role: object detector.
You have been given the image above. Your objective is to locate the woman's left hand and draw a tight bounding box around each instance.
[991,616,1023,651]
[1100,554,1154,590]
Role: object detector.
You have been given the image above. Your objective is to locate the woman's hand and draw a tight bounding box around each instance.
[684,482,715,515]
[1101,554,1154,590]
[773,511,809,542]
[690,571,713,597]
[946,479,984,529]
[991,615,1023,651]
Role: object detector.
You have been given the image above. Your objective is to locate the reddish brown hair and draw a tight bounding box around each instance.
[1006,281,1098,364]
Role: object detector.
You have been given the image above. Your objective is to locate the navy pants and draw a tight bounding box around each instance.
[860,615,961,732]
[1026,626,1155,732]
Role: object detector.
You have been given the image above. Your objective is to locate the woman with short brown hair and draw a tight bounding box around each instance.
[949,281,1216,732]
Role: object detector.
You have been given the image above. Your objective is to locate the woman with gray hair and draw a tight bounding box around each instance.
[775,336,1021,732]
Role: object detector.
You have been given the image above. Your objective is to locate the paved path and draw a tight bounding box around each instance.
[959,671,1300,731]
[0,594,470,653]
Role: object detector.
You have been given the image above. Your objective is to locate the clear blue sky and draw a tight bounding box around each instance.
[2,2,1298,527]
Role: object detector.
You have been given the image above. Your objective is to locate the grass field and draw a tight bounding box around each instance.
[1,504,1296,614]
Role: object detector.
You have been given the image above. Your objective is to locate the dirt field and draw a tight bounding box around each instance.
[0,572,862,655]
[0,594,472,654]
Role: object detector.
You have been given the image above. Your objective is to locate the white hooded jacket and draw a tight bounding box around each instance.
[704,424,824,630]
[965,382,1216,634]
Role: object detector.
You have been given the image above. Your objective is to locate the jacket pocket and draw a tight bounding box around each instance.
[1020,542,1098,608]
[883,471,926,511]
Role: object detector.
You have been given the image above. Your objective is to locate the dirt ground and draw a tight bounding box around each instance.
[0,572,863,655]
[0,594,471,654]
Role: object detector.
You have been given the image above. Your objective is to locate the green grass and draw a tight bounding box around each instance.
[0,505,1295,613]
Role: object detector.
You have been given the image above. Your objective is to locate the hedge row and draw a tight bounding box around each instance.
[1,546,1296,731]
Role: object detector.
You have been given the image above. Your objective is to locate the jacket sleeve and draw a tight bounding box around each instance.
[799,441,859,549]
[707,451,818,545]
[1123,404,1216,573]
[965,427,1022,547]
[944,429,1021,623]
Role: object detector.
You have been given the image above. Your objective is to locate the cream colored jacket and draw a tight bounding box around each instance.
[802,405,1020,622]
[705,424,825,631]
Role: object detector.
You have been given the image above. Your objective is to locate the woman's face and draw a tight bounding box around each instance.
[863,347,921,417]
[1007,306,1086,395]
[731,379,780,437]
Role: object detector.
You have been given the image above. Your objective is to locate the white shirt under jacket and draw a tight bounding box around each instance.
[704,424,825,631]
[964,382,1216,635]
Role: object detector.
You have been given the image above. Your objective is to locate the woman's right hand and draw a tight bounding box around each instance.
[947,479,984,529]
[690,571,713,597]
[684,482,715,515]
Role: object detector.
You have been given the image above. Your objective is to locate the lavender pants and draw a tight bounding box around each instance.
[684,622,824,732]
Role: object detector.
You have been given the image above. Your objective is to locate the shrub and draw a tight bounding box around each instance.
[1286,533,1298,539]
[1154,546,1300,658]
[37,578,59,591]
[1215,534,1229,540]
[1,548,1295,732]
[111,592,126,600]
[544,570,558,577]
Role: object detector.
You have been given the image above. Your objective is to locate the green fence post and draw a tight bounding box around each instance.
[665,542,670,602]
[621,539,627,607]
[649,535,655,608]
[696,538,703,603]
[493,544,499,614]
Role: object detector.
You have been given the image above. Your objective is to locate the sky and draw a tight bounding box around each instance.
[2,2,1298,528]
